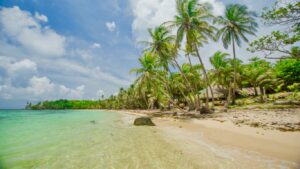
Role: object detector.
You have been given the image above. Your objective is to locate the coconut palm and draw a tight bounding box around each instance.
[215,4,258,104]
[143,25,176,72]
[165,0,216,108]
[209,51,233,106]
[144,24,199,109]
[131,52,168,109]
[209,51,230,88]
[242,57,271,96]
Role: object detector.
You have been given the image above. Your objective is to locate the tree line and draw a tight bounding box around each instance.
[28,0,299,111]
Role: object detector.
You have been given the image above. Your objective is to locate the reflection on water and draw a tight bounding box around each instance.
[0,110,199,169]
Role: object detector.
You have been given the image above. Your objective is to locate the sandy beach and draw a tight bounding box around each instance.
[117,108,300,168]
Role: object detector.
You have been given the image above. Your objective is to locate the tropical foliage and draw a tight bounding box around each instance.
[215,4,258,104]
[28,0,300,111]
[248,0,300,59]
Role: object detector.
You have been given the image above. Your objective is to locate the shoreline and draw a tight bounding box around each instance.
[115,108,300,168]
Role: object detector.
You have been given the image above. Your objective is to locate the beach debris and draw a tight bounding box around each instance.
[133,117,155,126]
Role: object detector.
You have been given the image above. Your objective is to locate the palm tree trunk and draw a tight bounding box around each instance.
[172,58,198,110]
[225,86,232,109]
[186,54,201,110]
[164,66,174,109]
[161,72,190,110]
[205,88,209,108]
[254,85,258,96]
[259,86,264,102]
[193,43,215,108]
[178,85,192,109]
[186,54,192,65]
[161,75,173,109]
[232,35,237,105]
[263,87,267,100]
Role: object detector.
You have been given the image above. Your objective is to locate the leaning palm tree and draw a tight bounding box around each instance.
[143,24,199,110]
[130,52,166,109]
[143,25,175,72]
[165,0,216,109]
[215,4,258,104]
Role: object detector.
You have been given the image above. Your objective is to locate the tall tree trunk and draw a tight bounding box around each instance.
[164,66,174,109]
[186,54,192,65]
[178,85,192,110]
[205,88,209,108]
[254,85,258,96]
[232,35,237,105]
[193,43,215,108]
[263,87,267,99]
[173,58,198,110]
[186,54,201,110]
[225,86,232,109]
[259,86,264,102]
[161,74,173,110]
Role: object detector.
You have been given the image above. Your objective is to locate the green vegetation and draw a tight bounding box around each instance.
[248,0,299,59]
[28,0,299,111]
[29,100,102,110]
[215,4,258,104]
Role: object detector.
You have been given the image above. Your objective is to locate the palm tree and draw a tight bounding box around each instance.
[165,0,216,108]
[143,24,199,110]
[131,52,169,109]
[215,4,258,104]
[209,51,232,107]
[209,51,230,87]
[242,57,271,96]
[143,25,175,72]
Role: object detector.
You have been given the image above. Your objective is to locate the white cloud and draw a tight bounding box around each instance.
[0,56,88,100]
[41,59,131,86]
[130,0,225,42]
[0,6,65,57]
[0,6,134,108]
[105,21,116,32]
[91,43,101,48]
[34,12,48,22]
[0,57,37,75]
[9,59,37,74]
[28,76,55,95]
[0,76,85,100]
[130,0,176,42]
[0,57,37,85]
[200,0,225,16]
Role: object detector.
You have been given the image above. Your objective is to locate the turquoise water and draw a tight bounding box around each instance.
[0,110,198,169]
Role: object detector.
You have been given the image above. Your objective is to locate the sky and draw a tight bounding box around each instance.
[0,0,279,109]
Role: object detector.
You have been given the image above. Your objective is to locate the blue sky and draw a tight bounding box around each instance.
[0,0,278,108]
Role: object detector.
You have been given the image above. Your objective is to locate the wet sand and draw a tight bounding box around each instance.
[118,108,300,168]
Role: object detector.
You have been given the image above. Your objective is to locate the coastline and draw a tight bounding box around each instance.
[114,108,300,168]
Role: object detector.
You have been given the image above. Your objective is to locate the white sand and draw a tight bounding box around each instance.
[118,109,300,168]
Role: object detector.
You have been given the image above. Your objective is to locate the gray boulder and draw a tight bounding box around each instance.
[134,117,155,126]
